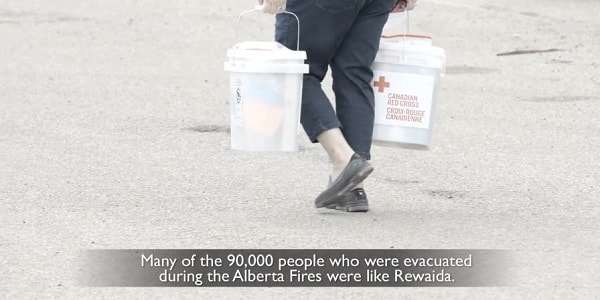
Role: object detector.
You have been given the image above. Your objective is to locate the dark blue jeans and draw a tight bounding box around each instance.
[275,0,395,160]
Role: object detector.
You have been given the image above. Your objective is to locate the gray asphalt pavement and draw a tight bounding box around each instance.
[1,0,599,299]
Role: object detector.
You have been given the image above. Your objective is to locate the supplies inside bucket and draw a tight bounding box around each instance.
[224,42,308,152]
[371,34,446,150]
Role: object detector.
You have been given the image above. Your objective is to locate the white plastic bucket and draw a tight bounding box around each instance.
[371,35,446,150]
[224,41,308,152]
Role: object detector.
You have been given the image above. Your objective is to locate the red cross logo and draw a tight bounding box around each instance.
[373,76,390,93]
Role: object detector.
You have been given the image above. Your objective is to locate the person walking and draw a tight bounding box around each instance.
[258,0,417,212]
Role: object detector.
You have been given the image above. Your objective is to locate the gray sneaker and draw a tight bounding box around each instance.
[314,153,373,208]
[326,188,369,212]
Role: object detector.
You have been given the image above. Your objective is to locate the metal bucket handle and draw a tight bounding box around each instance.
[381,9,411,60]
[233,5,301,65]
[381,9,410,39]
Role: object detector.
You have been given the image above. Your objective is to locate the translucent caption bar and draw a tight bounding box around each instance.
[80,249,514,287]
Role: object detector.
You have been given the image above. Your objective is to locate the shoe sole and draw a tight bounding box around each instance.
[314,164,373,208]
[325,190,369,212]
[326,202,369,212]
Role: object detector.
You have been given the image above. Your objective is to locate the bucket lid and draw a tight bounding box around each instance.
[381,34,433,46]
[224,61,309,74]
[375,35,446,73]
[227,41,307,60]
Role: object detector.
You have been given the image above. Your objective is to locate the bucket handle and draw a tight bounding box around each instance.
[381,9,410,39]
[233,5,301,65]
[381,9,410,60]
